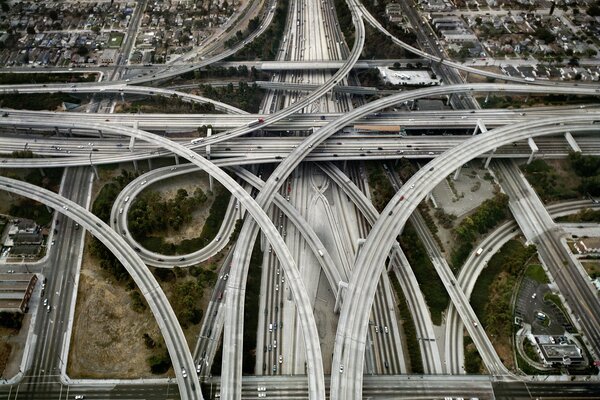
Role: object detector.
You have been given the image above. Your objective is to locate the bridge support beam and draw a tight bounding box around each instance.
[174,154,180,165]
[527,137,539,164]
[564,131,581,153]
[148,158,153,171]
[133,159,139,172]
[91,165,99,180]
[484,149,496,169]
[98,129,103,138]
[334,281,348,314]
[473,119,488,136]
[484,92,490,104]
[128,136,136,151]
[38,168,45,177]
[453,165,462,181]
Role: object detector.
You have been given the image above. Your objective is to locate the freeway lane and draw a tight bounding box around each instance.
[329,116,600,400]
[0,176,201,400]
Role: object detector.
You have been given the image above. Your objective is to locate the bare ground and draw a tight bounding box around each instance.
[67,241,168,379]
[68,167,221,378]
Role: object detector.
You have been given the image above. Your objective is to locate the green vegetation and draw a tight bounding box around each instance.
[451,193,510,270]
[523,339,540,363]
[464,336,483,373]
[516,351,548,376]
[148,349,171,374]
[362,24,413,59]
[170,279,204,328]
[471,240,536,340]
[0,93,80,110]
[433,207,457,229]
[92,169,139,223]
[199,82,264,113]
[0,312,23,330]
[361,0,418,50]
[1,168,64,226]
[399,222,449,325]
[333,0,355,49]
[389,272,423,373]
[129,188,208,237]
[130,290,147,313]
[366,162,395,212]
[108,32,124,48]
[569,153,600,196]
[559,208,600,223]
[227,0,289,60]
[0,73,96,85]
[242,239,263,373]
[525,264,550,284]
[119,94,216,114]
[543,292,570,321]
[134,186,231,256]
[521,159,578,201]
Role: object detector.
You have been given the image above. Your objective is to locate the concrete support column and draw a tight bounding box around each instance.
[174,154,180,165]
[484,150,496,169]
[128,136,136,151]
[564,132,581,153]
[98,129,103,138]
[527,137,539,164]
[484,92,490,104]
[453,165,462,181]
[91,165,99,180]
[45,204,52,214]
[39,168,45,177]
[148,158,153,171]
[334,281,348,314]
[68,128,73,136]
[133,159,139,172]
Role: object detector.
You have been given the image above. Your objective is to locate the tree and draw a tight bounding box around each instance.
[26,26,36,35]
[77,45,89,56]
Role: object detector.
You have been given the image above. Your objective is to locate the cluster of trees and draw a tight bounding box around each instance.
[471,240,537,339]
[120,94,216,114]
[184,65,269,81]
[199,82,263,113]
[92,169,140,223]
[242,241,263,373]
[588,0,600,16]
[128,188,208,238]
[563,208,600,223]
[0,93,79,111]
[224,15,261,49]
[569,152,600,196]
[170,279,204,328]
[135,186,230,256]
[366,162,395,212]
[521,159,577,201]
[0,73,95,85]
[389,272,423,373]
[0,312,23,330]
[451,193,509,269]
[228,0,289,61]
[400,222,449,325]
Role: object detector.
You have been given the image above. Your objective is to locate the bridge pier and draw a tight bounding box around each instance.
[484,149,496,168]
[174,154,180,165]
[38,168,45,177]
[128,136,136,151]
[564,131,581,153]
[484,92,490,104]
[527,137,538,164]
[453,165,462,181]
[148,158,153,171]
[91,165,99,180]
[473,119,488,136]
[98,129,103,138]
[133,159,139,172]
[334,281,348,314]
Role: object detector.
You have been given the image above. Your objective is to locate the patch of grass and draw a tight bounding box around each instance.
[525,264,550,284]
[471,240,537,339]
[399,222,449,325]
[242,239,263,374]
[388,272,423,373]
[464,336,483,373]
[0,93,81,110]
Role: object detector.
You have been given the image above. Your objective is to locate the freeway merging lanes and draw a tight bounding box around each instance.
[0,176,201,400]
[330,116,600,399]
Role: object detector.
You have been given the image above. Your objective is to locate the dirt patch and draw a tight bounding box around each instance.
[67,240,168,379]
[464,66,504,83]
[0,326,16,377]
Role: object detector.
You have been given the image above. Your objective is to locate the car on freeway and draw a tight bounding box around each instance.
[182,368,187,378]
[279,355,283,364]
[75,396,85,399]
[340,365,344,373]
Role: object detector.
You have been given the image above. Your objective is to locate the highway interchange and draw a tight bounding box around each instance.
[1,0,600,399]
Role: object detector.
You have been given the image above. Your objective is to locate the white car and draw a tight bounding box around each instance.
[75,396,85,400]
[182,368,187,378]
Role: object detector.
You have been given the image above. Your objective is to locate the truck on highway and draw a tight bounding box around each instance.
[248,118,265,127]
